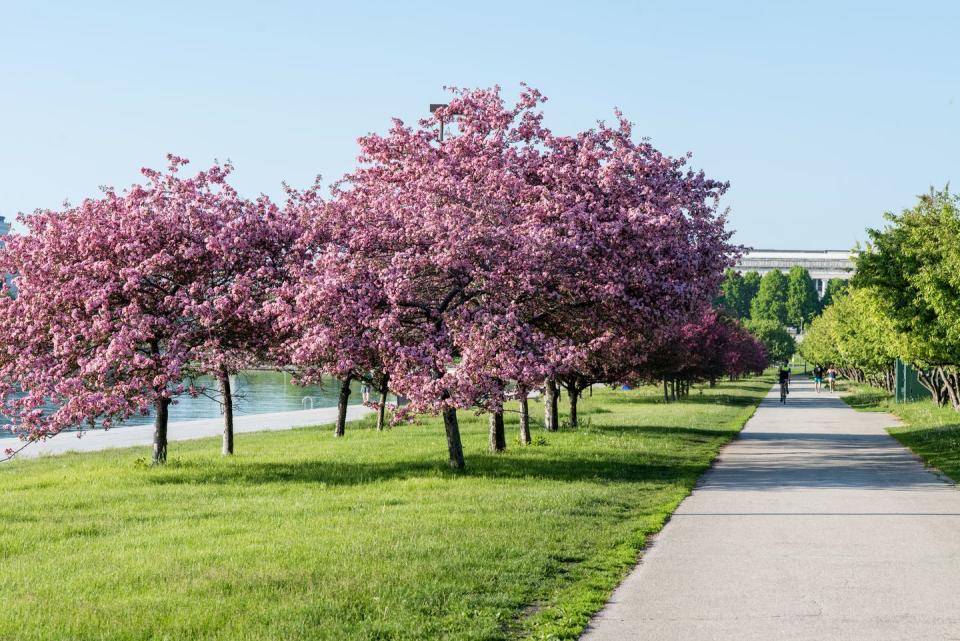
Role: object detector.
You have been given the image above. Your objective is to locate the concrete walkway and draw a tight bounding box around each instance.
[5,404,373,460]
[582,377,960,640]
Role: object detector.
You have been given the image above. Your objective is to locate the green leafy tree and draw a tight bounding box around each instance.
[800,287,900,390]
[785,266,819,330]
[750,270,788,325]
[717,269,760,319]
[819,278,848,310]
[855,188,960,406]
[745,318,795,364]
[832,288,900,388]
[798,305,841,367]
[742,271,761,309]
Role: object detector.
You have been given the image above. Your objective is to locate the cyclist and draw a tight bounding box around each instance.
[778,364,791,404]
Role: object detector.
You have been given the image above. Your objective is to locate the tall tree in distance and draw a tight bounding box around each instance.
[741,271,762,318]
[745,319,796,364]
[717,268,760,319]
[819,278,849,310]
[785,266,819,331]
[750,270,789,325]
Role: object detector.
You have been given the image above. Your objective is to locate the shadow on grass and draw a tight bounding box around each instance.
[844,389,891,411]
[602,392,762,409]
[895,423,960,445]
[889,423,960,483]
[594,424,732,439]
[146,424,724,489]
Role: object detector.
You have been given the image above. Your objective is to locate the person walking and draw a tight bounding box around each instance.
[812,364,824,393]
[361,381,371,404]
[826,366,838,392]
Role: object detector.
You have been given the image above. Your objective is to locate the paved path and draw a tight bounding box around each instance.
[5,404,373,460]
[582,377,960,640]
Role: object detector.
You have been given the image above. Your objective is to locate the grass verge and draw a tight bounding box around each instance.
[0,376,773,641]
[843,383,960,481]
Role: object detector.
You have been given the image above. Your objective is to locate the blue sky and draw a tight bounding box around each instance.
[1,0,957,249]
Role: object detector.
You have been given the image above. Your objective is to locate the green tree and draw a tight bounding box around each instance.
[786,266,819,330]
[832,288,900,388]
[717,269,760,319]
[745,318,795,364]
[798,304,841,367]
[800,287,899,390]
[750,270,788,325]
[742,271,761,312]
[819,278,848,310]
[855,188,960,407]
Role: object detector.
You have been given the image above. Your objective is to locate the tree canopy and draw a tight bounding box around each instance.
[785,266,819,330]
[717,268,761,319]
[744,318,795,364]
[750,270,789,326]
[819,278,848,309]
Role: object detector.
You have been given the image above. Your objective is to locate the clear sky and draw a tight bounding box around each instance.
[1,0,957,250]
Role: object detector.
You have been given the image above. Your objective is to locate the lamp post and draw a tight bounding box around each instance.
[429,103,462,142]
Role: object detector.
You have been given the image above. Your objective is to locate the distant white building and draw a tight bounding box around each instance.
[733,249,855,297]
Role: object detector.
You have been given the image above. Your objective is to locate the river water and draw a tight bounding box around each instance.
[0,370,368,438]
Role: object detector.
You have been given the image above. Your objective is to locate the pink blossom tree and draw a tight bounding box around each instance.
[319,85,734,464]
[643,308,768,400]
[0,157,290,463]
[516,109,735,428]
[269,179,399,438]
[318,87,563,467]
[190,190,300,455]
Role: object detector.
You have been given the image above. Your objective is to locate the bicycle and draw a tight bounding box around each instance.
[779,381,789,404]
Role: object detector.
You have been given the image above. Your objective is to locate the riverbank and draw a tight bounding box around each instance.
[4,404,373,460]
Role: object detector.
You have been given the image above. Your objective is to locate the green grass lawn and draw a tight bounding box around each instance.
[0,377,773,641]
[843,384,960,481]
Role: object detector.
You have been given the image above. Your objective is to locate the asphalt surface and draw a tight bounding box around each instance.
[581,378,960,640]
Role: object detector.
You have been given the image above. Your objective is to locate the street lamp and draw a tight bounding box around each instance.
[429,103,461,142]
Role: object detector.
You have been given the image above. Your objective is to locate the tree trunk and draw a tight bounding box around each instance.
[569,388,580,428]
[219,367,234,456]
[443,404,465,469]
[518,387,531,445]
[488,411,506,452]
[335,375,352,437]
[942,368,960,411]
[152,397,170,465]
[544,378,559,432]
[709,376,716,388]
[917,368,943,406]
[663,379,669,402]
[376,375,389,431]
